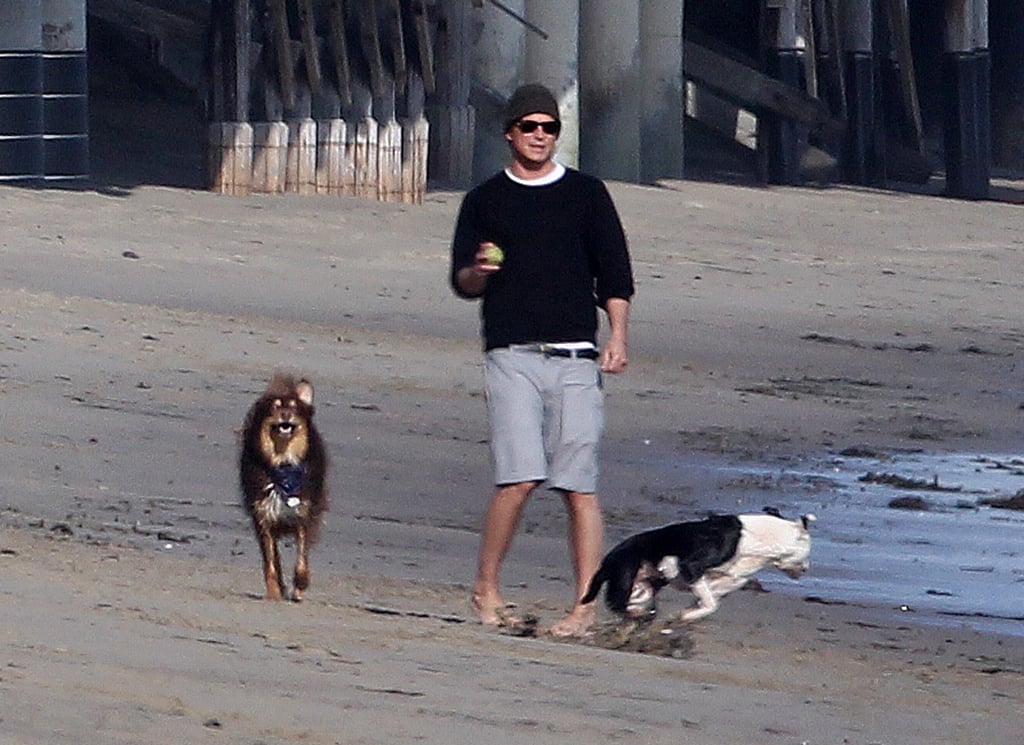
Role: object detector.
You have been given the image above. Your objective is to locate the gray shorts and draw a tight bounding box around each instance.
[484,347,604,493]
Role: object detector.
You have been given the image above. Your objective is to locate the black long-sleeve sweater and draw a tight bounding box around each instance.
[450,168,635,351]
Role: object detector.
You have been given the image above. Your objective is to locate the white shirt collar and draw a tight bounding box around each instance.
[504,162,566,187]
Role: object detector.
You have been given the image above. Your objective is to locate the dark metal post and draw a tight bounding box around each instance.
[943,0,990,200]
[42,0,89,181]
[840,0,879,185]
[0,1,44,184]
[763,0,802,185]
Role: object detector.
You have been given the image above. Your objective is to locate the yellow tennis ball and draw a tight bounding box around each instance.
[482,243,504,265]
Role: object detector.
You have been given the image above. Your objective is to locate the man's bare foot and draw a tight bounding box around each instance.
[546,604,597,638]
[471,592,520,627]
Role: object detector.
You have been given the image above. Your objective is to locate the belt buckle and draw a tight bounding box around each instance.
[538,343,573,358]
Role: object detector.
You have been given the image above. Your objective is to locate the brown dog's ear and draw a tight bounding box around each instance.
[295,379,314,406]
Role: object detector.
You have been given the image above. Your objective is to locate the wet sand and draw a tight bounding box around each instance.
[1,178,1023,744]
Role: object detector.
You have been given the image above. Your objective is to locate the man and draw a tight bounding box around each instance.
[449,83,635,637]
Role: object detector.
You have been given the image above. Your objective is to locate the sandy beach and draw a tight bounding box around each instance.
[1,177,1023,744]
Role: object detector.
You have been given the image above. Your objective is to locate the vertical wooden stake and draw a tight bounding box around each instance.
[296,0,323,97]
[401,116,429,204]
[209,122,253,194]
[316,118,347,193]
[209,123,228,193]
[286,118,317,194]
[253,121,288,193]
[352,116,379,199]
[377,119,403,202]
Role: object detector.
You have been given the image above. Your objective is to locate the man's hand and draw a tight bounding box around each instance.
[455,243,503,296]
[600,298,631,374]
[474,242,504,274]
[600,337,628,374]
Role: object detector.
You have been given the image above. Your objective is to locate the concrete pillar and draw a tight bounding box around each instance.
[41,0,88,181]
[763,0,803,184]
[0,0,44,183]
[471,0,526,182]
[943,0,990,199]
[840,0,879,185]
[474,0,525,100]
[638,0,684,182]
[524,0,579,168]
[579,0,641,181]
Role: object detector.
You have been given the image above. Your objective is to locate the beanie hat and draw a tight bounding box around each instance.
[503,84,560,132]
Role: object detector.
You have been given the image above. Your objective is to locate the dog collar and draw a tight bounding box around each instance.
[268,464,305,498]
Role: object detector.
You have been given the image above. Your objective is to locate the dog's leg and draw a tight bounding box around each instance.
[679,577,719,622]
[705,574,749,598]
[625,577,657,618]
[292,525,310,602]
[259,528,285,600]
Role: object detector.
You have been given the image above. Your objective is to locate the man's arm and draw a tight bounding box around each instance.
[451,186,504,298]
[600,297,630,374]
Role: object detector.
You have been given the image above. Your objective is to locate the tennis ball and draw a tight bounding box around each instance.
[482,243,504,265]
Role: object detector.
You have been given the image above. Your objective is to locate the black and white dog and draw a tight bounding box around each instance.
[581,509,815,622]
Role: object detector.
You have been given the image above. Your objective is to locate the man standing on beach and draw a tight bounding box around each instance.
[449,84,635,637]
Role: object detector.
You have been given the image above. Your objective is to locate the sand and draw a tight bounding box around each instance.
[1,177,1022,744]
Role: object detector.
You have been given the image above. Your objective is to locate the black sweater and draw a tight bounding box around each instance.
[450,168,634,350]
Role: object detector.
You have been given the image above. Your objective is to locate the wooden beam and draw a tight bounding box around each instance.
[88,0,203,38]
[207,0,227,122]
[683,40,842,141]
[87,16,197,100]
[685,80,758,150]
[885,0,925,153]
[384,0,407,91]
[819,0,846,119]
[802,0,818,98]
[327,0,353,106]
[124,0,209,25]
[233,0,252,121]
[411,0,435,95]
[356,0,386,100]
[268,0,296,109]
[296,0,323,96]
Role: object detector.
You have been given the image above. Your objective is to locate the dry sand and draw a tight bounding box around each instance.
[1,177,1023,744]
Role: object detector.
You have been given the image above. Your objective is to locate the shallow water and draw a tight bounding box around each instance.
[648,450,1024,637]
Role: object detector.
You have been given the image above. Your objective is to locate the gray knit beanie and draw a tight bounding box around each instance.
[503,84,560,132]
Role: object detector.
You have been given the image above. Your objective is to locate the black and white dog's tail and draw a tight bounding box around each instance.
[580,546,642,612]
[579,569,605,606]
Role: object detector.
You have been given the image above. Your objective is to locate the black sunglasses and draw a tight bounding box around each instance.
[516,119,561,135]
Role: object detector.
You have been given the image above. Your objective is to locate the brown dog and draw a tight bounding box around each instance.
[239,375,328,601]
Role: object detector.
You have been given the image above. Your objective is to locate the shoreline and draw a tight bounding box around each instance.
[2,522,1022,745]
